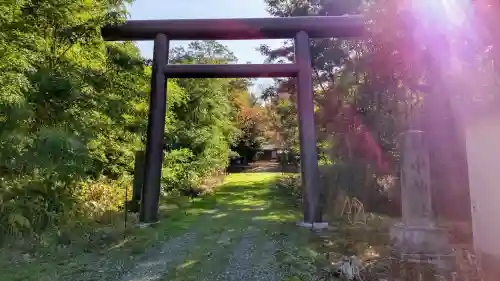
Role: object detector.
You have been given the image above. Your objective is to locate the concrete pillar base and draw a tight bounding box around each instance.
[136,221,159,228]
[296,221,329,230]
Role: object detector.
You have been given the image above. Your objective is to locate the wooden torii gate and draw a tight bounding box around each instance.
[101,16,364,224]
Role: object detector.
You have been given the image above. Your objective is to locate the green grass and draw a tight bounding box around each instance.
[0,173,326,281]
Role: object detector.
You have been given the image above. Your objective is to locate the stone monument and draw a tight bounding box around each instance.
[390,130,455,280]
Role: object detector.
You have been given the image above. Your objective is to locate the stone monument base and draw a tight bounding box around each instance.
[390,223,452,256]
[390,223,456,280]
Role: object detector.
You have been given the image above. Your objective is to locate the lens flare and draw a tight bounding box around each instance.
[412,0,471,31]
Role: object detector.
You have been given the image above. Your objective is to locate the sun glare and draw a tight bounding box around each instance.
[412,0,471,31]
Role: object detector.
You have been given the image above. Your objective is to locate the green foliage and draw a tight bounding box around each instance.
[0,3,247,241]
[163,41,240,193]
[265,96,299,152]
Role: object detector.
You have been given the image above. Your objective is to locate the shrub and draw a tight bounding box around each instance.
[0,175,76,240]
[275,174,302,204]
[0,174,132,244]
[73,176,131,223]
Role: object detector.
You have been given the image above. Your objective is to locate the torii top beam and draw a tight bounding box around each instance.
[101,15,365,41]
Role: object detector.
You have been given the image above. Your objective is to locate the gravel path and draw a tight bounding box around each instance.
[251,240,284,281]
[213,226,284,281]
[116,220,287,281]
[119,231,199,281]
[111,174,294,281]
[116,212,289,281]
[214,228,259,281]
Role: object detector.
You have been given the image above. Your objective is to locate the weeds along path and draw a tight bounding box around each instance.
[2,173,320,281]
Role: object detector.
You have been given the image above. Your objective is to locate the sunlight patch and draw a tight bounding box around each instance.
[212,213,227,219]
[178,259,198,269]
[252,212,295,222]
[229,199,268,207]
[202,209,219,214]
[240,207,266,211]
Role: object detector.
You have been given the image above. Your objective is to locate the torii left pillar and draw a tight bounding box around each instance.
[140,33,169,224]
[295,31,325,228]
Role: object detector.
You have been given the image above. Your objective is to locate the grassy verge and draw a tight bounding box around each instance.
[0,183,218,280]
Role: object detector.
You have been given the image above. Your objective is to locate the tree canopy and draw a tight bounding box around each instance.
[0,0,270,238]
